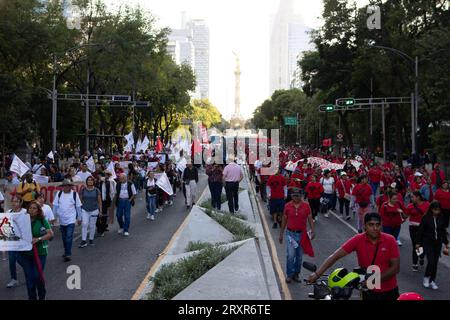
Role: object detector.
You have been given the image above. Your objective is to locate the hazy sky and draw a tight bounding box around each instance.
[103,0,369,120]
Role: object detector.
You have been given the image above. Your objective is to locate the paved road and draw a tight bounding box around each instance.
[0,171,208,300]
[252,183,450,300]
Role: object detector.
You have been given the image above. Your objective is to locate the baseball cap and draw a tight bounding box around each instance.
[340,171,347,176]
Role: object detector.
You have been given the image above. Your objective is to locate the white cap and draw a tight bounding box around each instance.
[340,171,347,176]
[414,172,423,177]
[390,183,397,189]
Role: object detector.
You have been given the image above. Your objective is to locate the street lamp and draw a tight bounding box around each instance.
[368,44,418,155]
[51,43,105,154]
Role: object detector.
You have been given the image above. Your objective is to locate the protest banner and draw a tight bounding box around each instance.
[0,212,33,251]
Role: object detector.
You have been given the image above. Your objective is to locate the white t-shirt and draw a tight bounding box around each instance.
[119,183,137,199]
[71,175,83,183]
[42,204,55,222]
[53,191,82,225]
[76,171,92,183]
[321,177,335,194]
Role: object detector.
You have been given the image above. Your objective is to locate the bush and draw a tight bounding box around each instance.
[148,245,237,300]
[185,241,213,252]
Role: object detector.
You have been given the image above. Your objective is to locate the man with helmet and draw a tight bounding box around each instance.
[308,212,400,300]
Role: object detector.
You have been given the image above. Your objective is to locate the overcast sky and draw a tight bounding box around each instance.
[103,0,369,120]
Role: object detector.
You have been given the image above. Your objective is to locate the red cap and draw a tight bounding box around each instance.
[397,292,424,300]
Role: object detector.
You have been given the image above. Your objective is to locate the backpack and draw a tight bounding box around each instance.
[57,190,78,212]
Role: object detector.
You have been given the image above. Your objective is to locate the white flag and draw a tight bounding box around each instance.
[176,157,187,173]
[124,132,134,150]
[86,156,96,173]
[135,139,143,152]
[107,161,117,180]
[47,151,54,160]
[141,136,150,152]
[10,155,30,177]
[156,172,174,196]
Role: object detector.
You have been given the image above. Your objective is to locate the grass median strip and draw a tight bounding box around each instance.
[147,245,238,300]
[204,208,255,242]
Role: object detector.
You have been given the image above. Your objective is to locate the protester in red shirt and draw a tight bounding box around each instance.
[305,175,324,221]
[379,192,406,240]
[434,180,450,230]
[368,165,382,195]
[279,188,315,283]
[405,191,430,271]
[352,175,373,233]
[267,169,287,229]
[410,174,425,192]
[336,172,353,220]
[308,212,400,300]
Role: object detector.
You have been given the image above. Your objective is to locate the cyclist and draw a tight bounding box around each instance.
[308,212,400,300]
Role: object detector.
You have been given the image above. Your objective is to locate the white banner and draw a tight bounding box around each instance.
[0,212,33,251]
[285,160,300,172]
[135,139,143,153]
[10,155,30,177]
[33,174,49,185]
[156,172,174,196]
[156,154,166,164]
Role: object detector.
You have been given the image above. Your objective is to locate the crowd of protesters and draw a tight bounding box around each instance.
[248,144,449,294]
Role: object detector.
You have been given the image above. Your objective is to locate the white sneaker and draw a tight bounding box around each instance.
[146,214,151,220]
[397,240,402,246]
[150,215,155,221]
[164,201,168,205]
[168,201,173,206]
[430,281,438,290]
[324,213,330,218]
[423,277,430,288]
[6,279,18,288]
[118,228,123,234]
[124,232,129,236]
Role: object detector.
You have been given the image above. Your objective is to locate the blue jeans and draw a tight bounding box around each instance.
[8,251,18,280]
[60,224,75,257]
[382,226,401,240]
[146,195,156,215]
[116,199,132,232]
[209,182,223,210]
[16,253,47,300]
[286,230,303,278]
[323,193,334,212]
[370,182,380,196]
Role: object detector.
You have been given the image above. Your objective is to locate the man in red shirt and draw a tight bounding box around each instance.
[308,212,400,300]
[279,188,315,283]
[305,175,324,222]
[267,169,287,229]
[352,175,374,233]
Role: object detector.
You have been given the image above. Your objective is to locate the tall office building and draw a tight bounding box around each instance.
[168,14,210,100]
[269,0,311,94]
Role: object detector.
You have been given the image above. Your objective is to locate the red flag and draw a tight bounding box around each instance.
[155,137,163,153]
[33,245,45,284]
[300,231,314,257]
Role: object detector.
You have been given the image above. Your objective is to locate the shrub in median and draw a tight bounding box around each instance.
[148,245,237,300]
[205,208,255,242]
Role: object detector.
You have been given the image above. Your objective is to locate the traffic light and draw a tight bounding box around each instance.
[318,104,335,112]
[336,98,356,107]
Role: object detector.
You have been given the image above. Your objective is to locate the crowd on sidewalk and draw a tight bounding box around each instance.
[0,146,202,300]
[248,145,449,299]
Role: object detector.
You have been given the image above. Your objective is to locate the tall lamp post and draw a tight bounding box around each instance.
[368,44,418,155]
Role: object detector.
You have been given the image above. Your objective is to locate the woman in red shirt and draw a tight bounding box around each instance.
[405,191,430,271]
[434,180,450,230]
[379,192,405,241]
[305,175,324,222]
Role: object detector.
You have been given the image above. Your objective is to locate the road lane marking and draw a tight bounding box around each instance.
[330,212,358,234]
[246,170,292,300]
[130,200,192,300]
